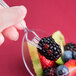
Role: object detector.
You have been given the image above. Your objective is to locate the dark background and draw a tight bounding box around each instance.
[0,0,76,76]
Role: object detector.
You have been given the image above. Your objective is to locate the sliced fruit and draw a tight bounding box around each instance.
[27,43,43,76]
[52,31,65,46]
[39,54,55,69]
[52,31,65,64]
[52,31,65,54]
[55,57,64,65]
[65,59,76,76]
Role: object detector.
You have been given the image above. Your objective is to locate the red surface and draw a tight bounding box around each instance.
[0,0,76,76]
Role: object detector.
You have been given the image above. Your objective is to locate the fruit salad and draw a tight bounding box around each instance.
[27,31,76,76]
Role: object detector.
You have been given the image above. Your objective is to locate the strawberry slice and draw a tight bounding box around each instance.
[39,54,55,69]
[65,59,76,76]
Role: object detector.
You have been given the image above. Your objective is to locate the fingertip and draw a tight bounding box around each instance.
[13,5,27,20]
[0,33,4,46]
[19,6,27,16]
[3,26,19,41]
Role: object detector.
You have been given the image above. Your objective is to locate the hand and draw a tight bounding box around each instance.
[0,5,27,45]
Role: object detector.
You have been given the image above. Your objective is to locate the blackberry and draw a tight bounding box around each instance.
[38,36,62,61]
[64,43,76,51]
[43,66,58,76]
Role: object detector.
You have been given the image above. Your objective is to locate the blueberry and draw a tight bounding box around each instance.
[73,51,76,59]
[56,65,69,76]
[62,50,73,63]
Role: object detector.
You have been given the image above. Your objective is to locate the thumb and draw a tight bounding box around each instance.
[0,6,27,32]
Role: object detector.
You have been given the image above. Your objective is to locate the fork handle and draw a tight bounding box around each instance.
[0,0,9,8]
[0,0,28,33]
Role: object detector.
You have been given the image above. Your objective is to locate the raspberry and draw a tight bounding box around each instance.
[64,43,76,51]
[39,54,55,69]
[38,36,62,61]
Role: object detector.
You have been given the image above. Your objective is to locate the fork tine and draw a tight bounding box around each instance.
[32,31,41,40]
[33,36,40,41]
[25,33,41,49]
[32,37,39,44]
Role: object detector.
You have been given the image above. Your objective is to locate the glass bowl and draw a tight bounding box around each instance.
[21,29,49,76]
[21,29,76,76]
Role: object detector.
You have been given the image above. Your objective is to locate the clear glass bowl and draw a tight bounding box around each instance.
[21,29,76,76]
[21,29,49,76]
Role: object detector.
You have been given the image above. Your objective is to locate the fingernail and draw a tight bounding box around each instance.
[0,33,4,46]
[18,6,27,16]
[14,32,19,41]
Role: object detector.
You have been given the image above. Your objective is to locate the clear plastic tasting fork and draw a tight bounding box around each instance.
[0,0,41,49]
